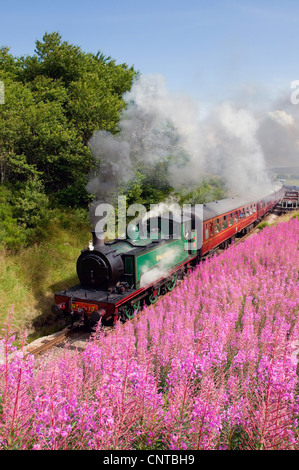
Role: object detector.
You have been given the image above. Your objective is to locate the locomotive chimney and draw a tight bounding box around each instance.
[91,229,105,248]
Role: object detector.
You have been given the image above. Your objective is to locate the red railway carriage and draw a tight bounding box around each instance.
[201,184,284,256]
[256,189,281,218]
[202,198,258,255]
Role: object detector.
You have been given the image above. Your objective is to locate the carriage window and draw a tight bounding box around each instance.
[215,218,221,234]
[222,215,228,229]
[234,210,239,223]
[205,223,209,240]
[242,208,246,219]
[253,204,257,213]
[210,222,214,237]
[229,213,234,226]
[246,207,249,217]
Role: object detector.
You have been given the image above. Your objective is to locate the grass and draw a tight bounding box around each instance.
[0,209,91,339]
[258,210,299,231]
[257,221,269,231]
[267,210,299,228]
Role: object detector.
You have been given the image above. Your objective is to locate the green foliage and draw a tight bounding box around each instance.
[125,164,173,208]
[258,221,269,231]
[125,171,147,205]
[0,75,40,184]
[0,32,137,250]
[179,177,226,205]
[0,32,135,209]
[0,185,27,249]
[0,207,91,335]
[13,178,49,231]
[0,179,49,249]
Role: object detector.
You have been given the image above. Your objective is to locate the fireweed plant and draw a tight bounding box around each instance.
[0,218,298,450]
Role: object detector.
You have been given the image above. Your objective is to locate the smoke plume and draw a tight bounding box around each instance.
[257,93,299,170]
[87,73,298,207]
[139,246,180,287]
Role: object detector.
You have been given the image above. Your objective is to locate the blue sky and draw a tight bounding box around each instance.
[1,0,299,106]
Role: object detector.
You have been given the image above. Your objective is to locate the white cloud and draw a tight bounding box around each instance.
[268,110,294,127]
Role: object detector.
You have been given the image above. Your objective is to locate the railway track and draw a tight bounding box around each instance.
[24,325,82,357]
[24,324,114,358]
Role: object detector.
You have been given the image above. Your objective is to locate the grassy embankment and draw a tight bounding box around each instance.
[0,209,91,339]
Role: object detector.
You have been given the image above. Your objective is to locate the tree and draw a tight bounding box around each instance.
[0,74,39,184]
[20,32,86,86]
[0,32,136,207]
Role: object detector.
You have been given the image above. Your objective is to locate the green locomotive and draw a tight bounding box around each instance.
[53,212,199,325]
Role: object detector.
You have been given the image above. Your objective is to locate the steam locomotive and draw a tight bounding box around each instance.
[52,183,284,326]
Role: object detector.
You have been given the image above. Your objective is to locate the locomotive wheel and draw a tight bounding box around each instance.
[148,287,161,304]
[122,301,140,320]
[166,273,177,292]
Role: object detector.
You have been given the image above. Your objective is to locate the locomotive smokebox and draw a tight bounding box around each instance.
[91,229,104,247]
[77,233,125,289]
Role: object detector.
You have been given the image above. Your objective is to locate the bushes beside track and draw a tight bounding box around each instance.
[0,208,90,336]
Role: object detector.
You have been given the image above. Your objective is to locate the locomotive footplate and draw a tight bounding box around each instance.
[53,284,139,324]
[55,284,138,306]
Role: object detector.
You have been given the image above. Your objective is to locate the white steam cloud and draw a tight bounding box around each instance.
[139,246,180,288]
[87,73,298,206]
[258,95,299,169]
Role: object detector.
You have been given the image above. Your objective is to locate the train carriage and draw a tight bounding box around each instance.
[277,189,299,212]
[201,198,258,255]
